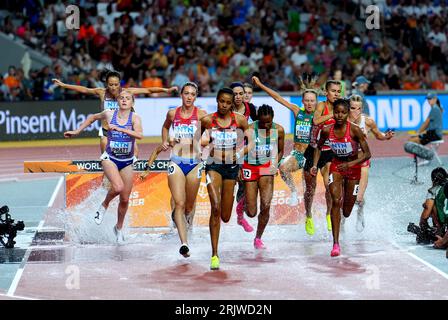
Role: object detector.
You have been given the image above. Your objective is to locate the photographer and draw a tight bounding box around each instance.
[410,167,448,245]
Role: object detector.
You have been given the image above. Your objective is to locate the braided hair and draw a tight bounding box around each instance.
[257,104,274,119]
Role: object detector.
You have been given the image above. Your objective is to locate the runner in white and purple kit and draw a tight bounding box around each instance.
[64,90,143,244]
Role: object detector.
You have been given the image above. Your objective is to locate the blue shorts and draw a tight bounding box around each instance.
[170,155,201,176]
[100,152,133,171]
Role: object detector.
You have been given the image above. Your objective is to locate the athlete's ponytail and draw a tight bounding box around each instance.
[217,87,234,100]
[298,72,320,99]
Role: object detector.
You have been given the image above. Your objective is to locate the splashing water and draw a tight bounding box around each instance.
[57,186,127,245]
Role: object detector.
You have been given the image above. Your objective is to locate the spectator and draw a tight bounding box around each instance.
[94,16,111,37]
[351,75,371,115]
[0,75,10,101]
[410,167,448,249]
[408,92,444,148]
[141,69,163,88]
[171,65,190,89]
[1,0,447,101]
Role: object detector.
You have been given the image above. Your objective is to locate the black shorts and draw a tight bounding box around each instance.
[419,130,442,145]
[303,145,334,172]
[205,163,239,180]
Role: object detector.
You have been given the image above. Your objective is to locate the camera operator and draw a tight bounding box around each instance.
[409,167,448,247]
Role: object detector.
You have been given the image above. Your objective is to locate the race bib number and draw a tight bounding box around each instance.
[296,123,311,139]
[243,169,252,179]
[331,142,353,156]
[110,141,132,156]
[105,100,118,110]
[254,144,273,158]
[211,130,238,149]
[174,124,196,139]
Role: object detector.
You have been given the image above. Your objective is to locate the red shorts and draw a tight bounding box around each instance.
[330,160,361,180]
[360,159,370,168]
[242,162,275,181]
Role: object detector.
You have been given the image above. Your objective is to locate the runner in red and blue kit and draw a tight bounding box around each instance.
[156,82,207,258]
[311,98,371,257]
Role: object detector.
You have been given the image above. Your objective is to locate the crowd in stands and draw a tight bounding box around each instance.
[0,0,447,101]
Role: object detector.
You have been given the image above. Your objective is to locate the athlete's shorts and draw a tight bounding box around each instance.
[419,130,443,145]
[98,127,108,137]
[100,152,133,171]
[241,161,275,182]
[290,150,306,169]
[205,162,239,180]
[360,159,371,168]
[303,145,334,171]
[330,159,361,180]
[169,155,202,177]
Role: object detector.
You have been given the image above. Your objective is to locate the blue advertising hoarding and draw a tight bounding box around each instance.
[290,94,447,132]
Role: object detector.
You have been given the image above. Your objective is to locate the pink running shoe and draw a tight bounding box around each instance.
[238,217,254,232]
[236,198,253,232]
[330,244,341,257]
[236,198,245,219]
[254,238,266,249]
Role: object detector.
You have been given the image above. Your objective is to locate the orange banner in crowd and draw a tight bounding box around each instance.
[65,171,327,228]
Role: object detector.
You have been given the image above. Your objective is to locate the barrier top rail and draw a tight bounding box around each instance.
[23,160,170,173]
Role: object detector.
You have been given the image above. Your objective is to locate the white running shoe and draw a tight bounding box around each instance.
[113,225,125,244]
[287,192,299,206]
[94,204,107,225]
[355,201,365,232]
[179,243,190,258]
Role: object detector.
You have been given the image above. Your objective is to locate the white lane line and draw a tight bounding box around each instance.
[47,176,64,207]
[391,242,448,280]
[0,178,19,183]
[6,220,44,297]
[0,293,38,300]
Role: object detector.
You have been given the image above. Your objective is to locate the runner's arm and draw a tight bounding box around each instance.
[277,125,285,164]
[348,126,371,167]
[313,102,333,125]
[110,114,143,140]
[64,111,107,137]
[367,117,394,140]
[127,86,178,96]
[52,79,104,96]
[252,76,300,115]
